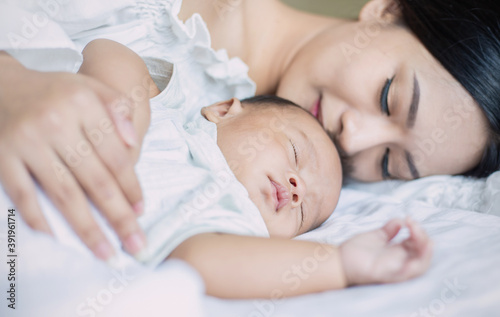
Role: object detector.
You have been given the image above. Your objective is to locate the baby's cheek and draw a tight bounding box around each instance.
[264,217,296,239]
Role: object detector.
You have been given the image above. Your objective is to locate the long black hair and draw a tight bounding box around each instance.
[398,0,500,177]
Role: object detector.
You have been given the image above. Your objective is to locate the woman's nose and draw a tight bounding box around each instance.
[288,174,306,208]
[337,110,403,155]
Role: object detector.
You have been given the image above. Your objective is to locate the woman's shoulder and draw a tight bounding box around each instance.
[177,0,271,57]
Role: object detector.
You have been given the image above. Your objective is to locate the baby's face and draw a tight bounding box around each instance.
[202,98,342,238]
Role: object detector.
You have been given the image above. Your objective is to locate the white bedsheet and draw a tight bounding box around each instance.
[204,172,500,317]
[0,189,206,317]
[1,173,499,317]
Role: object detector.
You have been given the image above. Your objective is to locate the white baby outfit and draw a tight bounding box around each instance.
[135,58,269,266]
[0,0,269,267]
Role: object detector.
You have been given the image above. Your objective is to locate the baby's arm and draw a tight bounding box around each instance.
[169,218,432,298]
[78,39,161,161]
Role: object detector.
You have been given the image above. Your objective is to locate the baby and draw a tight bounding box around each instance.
[35,39,434,299]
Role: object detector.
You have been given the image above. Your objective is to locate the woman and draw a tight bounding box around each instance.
[0,0,498,260]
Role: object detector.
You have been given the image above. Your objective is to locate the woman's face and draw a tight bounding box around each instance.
[276,0,489,182]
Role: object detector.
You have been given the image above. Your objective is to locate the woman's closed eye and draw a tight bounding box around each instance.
[380,76,394,115]
[382,148,391,179]
[380,77,394,179]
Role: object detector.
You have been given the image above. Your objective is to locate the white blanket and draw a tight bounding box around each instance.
[0,190,205,317]
[1,173,499,317]
[204,173,500,317]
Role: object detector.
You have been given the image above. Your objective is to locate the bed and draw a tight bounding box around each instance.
[1,1,499,316]
[1,172,499,317]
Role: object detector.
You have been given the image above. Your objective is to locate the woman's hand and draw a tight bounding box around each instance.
[0,52,146,260]
[340,218,433,286]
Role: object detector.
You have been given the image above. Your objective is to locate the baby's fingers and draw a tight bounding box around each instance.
[399,238,433,281]
[381,218,405,242]
[393,218,433,281]
[405,218,430,256]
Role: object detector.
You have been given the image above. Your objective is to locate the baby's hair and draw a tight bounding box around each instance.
[241,95,322,124]
[241,95,303,110]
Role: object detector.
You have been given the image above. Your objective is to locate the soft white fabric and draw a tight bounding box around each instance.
[0,0,499,316]
[0,2,266,315]
[205,184,500,317]
[0,221,205,317]
[0,51,268,317]
[135,57,269,266]
[0,55,268,317]
[0,0,256,119]
[345,173,500,217]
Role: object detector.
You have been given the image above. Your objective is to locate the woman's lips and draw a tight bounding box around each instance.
[270,180,290,211]
[311,95,323,126]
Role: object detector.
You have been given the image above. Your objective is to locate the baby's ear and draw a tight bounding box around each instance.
[359,0,402,24]
[202,98,243,123]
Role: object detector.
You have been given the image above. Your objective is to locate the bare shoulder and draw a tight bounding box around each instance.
[178,0,265,57]
[177,0,283,64]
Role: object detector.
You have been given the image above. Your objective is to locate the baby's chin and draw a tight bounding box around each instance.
[261,218,298,239]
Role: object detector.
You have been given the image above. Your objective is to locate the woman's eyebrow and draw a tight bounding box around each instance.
[406,74,420,129]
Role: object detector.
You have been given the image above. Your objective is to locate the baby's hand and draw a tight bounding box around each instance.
[339,218,433,286]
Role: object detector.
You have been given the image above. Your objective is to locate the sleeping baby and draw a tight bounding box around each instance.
[25,39,435,298]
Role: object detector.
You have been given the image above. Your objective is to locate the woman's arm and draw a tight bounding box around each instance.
[169,218,432,298]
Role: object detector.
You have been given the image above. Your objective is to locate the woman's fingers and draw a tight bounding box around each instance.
[0,63,146,259]
[79,88,144,214]
[55,129,146,256]
[20,140,116,260]
[0,155,52,235]
[56,77,146,256]
[86,77,139,147]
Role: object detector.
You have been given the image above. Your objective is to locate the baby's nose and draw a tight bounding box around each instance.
[288,174,306,208]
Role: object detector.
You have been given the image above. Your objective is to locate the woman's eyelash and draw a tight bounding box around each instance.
[380,77,394,180]
[380,77,394,115]
[382,148,391,179]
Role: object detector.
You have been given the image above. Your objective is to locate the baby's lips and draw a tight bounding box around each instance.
[271,180,291,210]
